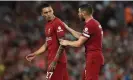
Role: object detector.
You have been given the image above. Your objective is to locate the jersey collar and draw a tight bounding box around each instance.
[85,17,93,23]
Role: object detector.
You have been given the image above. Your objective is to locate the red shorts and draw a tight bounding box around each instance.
[46,62,69,80]
[82,51,104,80]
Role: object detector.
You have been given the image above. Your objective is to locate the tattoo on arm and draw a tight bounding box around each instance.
[54,45,65,62]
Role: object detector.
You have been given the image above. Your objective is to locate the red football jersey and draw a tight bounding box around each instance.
[45,17,67,65]
[82,18,103,54]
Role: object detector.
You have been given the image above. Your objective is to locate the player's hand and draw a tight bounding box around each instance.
[26,53,36,62]
[48,61,57,72]
[59,39,69,46]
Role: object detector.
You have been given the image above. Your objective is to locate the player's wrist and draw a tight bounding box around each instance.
[33,52,39,56]
[66,41,70,46]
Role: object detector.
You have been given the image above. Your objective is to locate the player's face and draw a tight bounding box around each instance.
[78,8,85,21]
[41,6,54,21]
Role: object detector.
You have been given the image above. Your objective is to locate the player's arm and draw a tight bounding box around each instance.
[46,45,64,80]
[48,42,65,71]
[26,41,47,62]
[60,36,88,47]
[33,42,47,55]
[54,45,64,62]
[48,20,66,71]
[60,23,94,47]
[63,22,81,39]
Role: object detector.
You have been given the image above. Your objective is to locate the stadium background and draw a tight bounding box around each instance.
[0,1,133,80]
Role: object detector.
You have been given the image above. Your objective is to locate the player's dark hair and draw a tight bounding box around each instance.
[79,4,93,15]
[38,3,51,13]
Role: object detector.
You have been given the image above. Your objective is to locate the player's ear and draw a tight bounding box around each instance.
[83,11,88,16]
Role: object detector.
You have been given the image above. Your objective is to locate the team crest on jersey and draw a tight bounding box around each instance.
[57,26,63,32]
[83,27,89,34]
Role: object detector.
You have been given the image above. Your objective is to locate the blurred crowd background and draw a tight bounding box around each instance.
[0,1,133,80]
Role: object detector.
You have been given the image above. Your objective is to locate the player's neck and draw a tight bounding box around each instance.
[47,15,56,22]
[85,15,93,23]
[51,15,56,21]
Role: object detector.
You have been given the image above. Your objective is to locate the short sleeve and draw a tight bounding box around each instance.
[82,24,94,38]
[55,20,66,39]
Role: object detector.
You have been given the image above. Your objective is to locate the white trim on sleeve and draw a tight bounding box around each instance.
[82,33,90,38]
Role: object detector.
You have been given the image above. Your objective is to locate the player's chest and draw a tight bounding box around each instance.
[45,24,55,37]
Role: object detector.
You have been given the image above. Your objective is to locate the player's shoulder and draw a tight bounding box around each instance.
[86,18,100,27]
[53,17,65,29]
[54,17,63,23]
[89,18,99,25]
